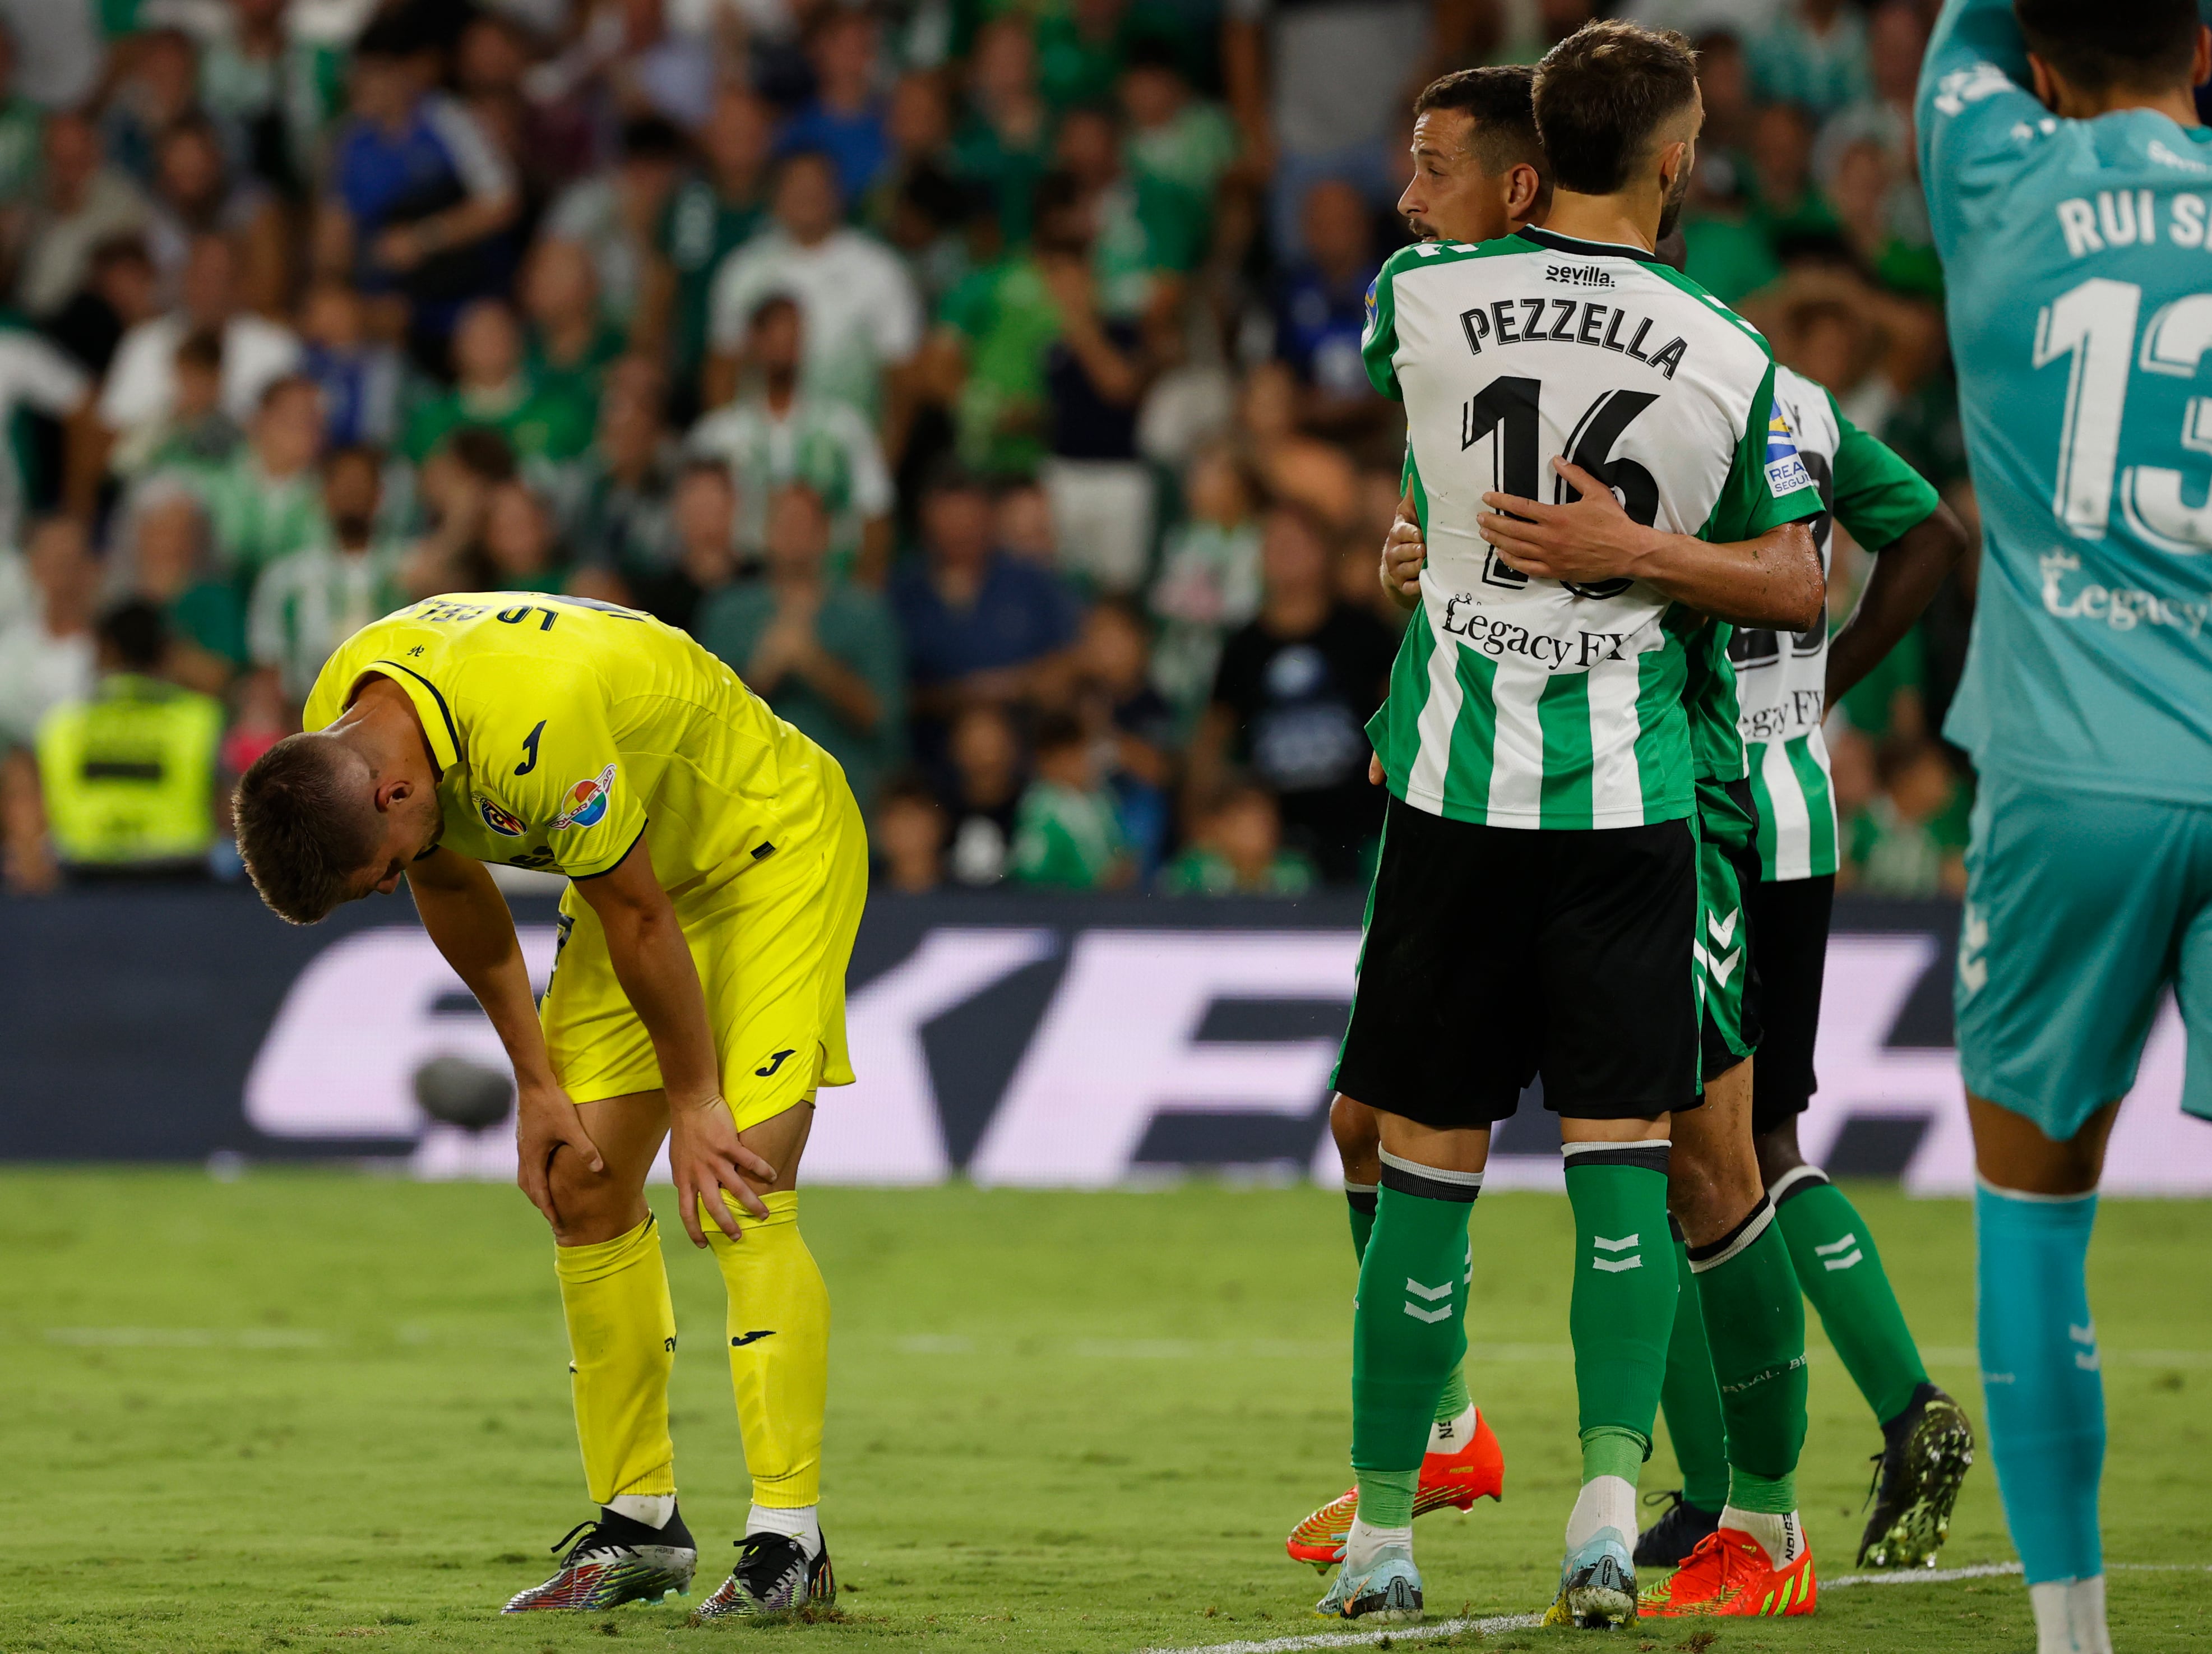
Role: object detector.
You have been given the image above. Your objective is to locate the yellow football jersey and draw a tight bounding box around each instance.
[303,593,837,891]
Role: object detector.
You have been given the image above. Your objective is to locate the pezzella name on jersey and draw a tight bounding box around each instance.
[1458,289,1690,379]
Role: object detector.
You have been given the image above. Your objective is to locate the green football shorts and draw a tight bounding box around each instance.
[1956,767,2212,1141]
[1696,775,1764,1082]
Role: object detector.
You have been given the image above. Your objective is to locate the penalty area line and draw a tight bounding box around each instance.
[1140,1560,2212,1654]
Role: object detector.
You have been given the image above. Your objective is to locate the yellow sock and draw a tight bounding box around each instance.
[554,1214,677,1505]
[707,1189,829,1508]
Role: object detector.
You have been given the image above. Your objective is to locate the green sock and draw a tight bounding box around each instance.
[1350,1158,1480,1527]
[1774,1170,1928,1426]
[1690,1195,1808,1515]
[1349,1181,1473,1427]
[1562,1143,1676,1479]
[1658,1227,1733,1512]
[1581,1425,1646,1485]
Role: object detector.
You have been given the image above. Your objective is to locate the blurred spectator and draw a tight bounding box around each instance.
[472,478,564,594]
[1010,708,1130,891]
[15,110,151,321]
[1817,1,1927,178]
[557,368,678,593]
[521,237,623,409]
[1224,0,1451,259]
[1072,597,1176,871]
[1038,0,1151,112]
[863,73,971,311]
[100,233,300,455]
[297,278,401,450]
[249,445,403,707]
[197,374,327,596]
[33,599,223,879]
[1051,101,1201,329]
[1159,778,1316,895]
[0,0,99,110]
[890,464,1082,733]
[704,150,922,422]
[1120,38,1237,202]
[1238,359,1358,527]
[45,233,160,379]
[697,482,905,815]
[188,0,341,199]
[98,26,201,191]
[687,293,895,583]
[954,16,1051,248]
[0,22,43,213]
[401,298,592,466]
[1843,736,1969,898]
[127,327,240,483]
[1746,101,1838,251]
[648,88,773,389]
[1273,178,1385,436]
[1150,442,1263,724]
[144,114,287,316]
[872,771,947,894]
[938,700,1025,887]
[323,15,519,347]
[1749,0,1869,118]
[996,476,1058,565]
[113,483,244,694]
[543,115,685,332]
[778,9,890,207]
[631,458,739,630]
[1824,133,1943,299]
[0,321,90,546]
[1186,500,1394,884]
[1693,30,1757,157]
[399,428,515,602]
[1033,173,1157,593]
[0,514,97,757]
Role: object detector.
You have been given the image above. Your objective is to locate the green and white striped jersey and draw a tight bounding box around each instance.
[1730,366,1941,880]
[1360,227,1822,829]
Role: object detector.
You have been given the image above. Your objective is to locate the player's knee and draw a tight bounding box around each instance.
[1752,1121,1806,1190]
[544,1147,627,1240]
[1329,1093,1382,1180]
[1667,1140,1764,1249]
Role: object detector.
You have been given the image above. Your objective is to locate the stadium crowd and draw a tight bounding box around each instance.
[0,0,1979,902]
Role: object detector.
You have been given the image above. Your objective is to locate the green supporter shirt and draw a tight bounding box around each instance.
[1010,779,1126,890]
[690,580,907,814]
[193,454,327,594]
[938,256,1063,476]
[401,378,595,467]
[1360,228,1823,829]
[659,177,766,379]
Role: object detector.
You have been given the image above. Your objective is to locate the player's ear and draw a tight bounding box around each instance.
[2194,25,2210,89]
[2025,52,2060,112]
[1505,162,1541,225]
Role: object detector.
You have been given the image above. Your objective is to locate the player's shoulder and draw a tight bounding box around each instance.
[1631,260,1775,362]
[1376,234,1533,283]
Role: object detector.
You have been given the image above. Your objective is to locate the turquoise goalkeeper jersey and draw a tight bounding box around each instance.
[1920,0,2212,803]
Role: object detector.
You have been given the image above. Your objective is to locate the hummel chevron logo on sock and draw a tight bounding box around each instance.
[1404,1277,1454,1322]
[1814,1233,1864,1270]
[1593,1234,1642,1273]
[1707,908,1739,948]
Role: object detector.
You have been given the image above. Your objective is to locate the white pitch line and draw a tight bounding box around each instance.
[1140,1561,2212,1654]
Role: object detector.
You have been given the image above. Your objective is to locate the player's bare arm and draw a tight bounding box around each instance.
[1477,457,1824,630]
[570,835,775,1245]
[1824,503,1970,705]
[406,844,606,1224]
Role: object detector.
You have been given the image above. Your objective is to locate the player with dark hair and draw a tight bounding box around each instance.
[234,594,865,1621]
[1321,21,1826,1627]
[1919,3,2212,1650]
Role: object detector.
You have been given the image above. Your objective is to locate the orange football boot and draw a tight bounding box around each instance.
[1638,1524,1818,1618]
[1284,1408,1505,1569]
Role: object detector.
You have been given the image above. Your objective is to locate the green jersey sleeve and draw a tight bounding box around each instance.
[1827,389,1942,551]
[1702,361,1826,541]
[1360,251,1411,402]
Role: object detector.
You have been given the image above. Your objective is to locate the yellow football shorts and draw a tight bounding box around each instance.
[540,774,869,1131]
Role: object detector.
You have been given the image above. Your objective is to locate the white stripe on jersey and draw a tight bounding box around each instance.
[1406,599,1465,814]
[1486,654,1548,821]
[1760,733,1816,881]
[1588,652,1646,818]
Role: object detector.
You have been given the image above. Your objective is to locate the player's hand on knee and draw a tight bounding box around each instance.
[669,1093,775,1245]
[514,1080,604,1227]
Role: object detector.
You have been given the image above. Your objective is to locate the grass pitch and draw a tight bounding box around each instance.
[1,1171,2207,1653]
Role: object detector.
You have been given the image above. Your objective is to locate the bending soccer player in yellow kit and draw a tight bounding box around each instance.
[232,592,866,1620]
